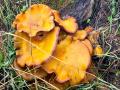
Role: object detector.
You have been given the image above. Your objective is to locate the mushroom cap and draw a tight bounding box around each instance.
[52,10,78,33]
[42,36,91,85]
[14,27,60,67]
[88,31,100,44]
[94,45,103,57]
[82,39,93,55]
[73,30,88,40]
[73,30,93,55]
[12,4,55,37]
[52,10,62,23]
[85,26,93,33]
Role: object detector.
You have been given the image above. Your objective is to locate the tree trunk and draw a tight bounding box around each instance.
[60,0,94,25]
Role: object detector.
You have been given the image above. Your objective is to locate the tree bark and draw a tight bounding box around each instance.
[60,0,94,25]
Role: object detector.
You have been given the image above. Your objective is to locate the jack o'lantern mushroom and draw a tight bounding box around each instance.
[11,3,102,88]
[42,36,91,85]
[73,29,93,55]
[94,45,103,57]
[82,39,93,55]
[52,10,78,33]
[14,27,60,67]
[73,30,88,40]
[12,4,55,37]
[87,30,104,57]
[85,26,93,33]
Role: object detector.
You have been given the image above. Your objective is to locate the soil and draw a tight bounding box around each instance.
[0,0,120,89]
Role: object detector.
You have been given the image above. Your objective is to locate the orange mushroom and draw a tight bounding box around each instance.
[87,30,103,57]
[73,30,88,40]
[12,4,55,37]
[88,31,100,45]
[52,10,78,33]
[11,3,100,88]
[94,45,103,57]
[42,36,91,85]
[73,30,93,55]
[14,27,60,67]
[82,39,93,55]
[85,26,93,33]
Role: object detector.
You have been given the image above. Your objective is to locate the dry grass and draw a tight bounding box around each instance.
[0,0,120,90]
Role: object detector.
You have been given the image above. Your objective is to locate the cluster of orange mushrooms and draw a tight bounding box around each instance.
[12,4,103,87]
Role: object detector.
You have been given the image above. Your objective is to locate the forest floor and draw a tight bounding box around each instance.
[0,0,120,90]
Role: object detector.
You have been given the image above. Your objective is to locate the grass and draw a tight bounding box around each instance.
[0,0,120,90]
